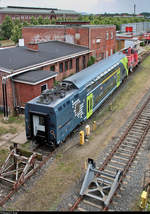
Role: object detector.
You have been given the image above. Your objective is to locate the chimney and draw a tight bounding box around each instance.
[26,42,39,51]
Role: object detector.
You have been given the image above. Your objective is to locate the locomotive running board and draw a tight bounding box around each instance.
[80,159,122,207]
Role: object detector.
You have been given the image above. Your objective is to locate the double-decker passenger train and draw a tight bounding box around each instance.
[25,48,139,147]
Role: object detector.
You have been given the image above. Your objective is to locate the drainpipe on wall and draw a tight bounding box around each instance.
[2,78,8,120]
[2,75,17,119]
[88,27,91,49]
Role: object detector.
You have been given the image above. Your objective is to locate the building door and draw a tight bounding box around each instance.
[76,57,79,73]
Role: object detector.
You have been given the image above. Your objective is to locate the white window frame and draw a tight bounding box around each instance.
[41,83,48,93]
[111,32,113,39]
[106,32,109,40]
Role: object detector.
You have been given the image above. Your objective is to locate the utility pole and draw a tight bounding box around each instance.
[134,3,136,16]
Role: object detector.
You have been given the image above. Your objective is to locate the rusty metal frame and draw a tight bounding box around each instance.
[0,144,37,190]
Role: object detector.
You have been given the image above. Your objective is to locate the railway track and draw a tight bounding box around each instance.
[0,143,57,207]
[0,48,150,209]
[69,91,150,211]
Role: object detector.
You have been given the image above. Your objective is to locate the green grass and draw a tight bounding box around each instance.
[0,149,9,167]
[2,115,25,124]
[20,140,31,151]
[0,127,9,136]
[142,55,150,68]
[0,40,15,47]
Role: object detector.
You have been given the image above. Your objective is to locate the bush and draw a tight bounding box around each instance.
[87,56,96,67]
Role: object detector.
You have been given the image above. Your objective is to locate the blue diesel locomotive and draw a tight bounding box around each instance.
[25,52,128,146]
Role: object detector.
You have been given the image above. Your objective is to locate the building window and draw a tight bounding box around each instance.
[59,62,63,73]
[82,56,86,69]
[106,32,109,40]
[69,59,72,69]
[65,61,68,71]
[41,84,47,93]
[111,32,113,39]
[51,65,55,71]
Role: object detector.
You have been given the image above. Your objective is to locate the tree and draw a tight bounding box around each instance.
[38,16,44,25]
[11,25,22,43]
[44,17,50,25]
[87,56,96,67]
[1,16,13,39]
[30,16,38,25]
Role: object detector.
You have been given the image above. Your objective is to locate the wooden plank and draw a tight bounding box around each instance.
[83,200,103,209]
[111,160,126,166]
[77,207,87,211]
[113,155,128,161]
[107,164,123,171]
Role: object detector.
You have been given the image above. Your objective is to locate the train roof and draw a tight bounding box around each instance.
[63,52,126,89]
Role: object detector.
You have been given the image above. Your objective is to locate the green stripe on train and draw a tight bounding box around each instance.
[87,93,93,119]
[120,57,129,76]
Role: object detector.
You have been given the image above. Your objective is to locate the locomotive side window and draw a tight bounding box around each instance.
[88,99,90,112]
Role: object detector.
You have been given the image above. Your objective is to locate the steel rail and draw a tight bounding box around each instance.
[70,94,150,212]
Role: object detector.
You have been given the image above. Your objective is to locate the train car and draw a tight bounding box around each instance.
[25,52,128,147]
[122,47,138,72]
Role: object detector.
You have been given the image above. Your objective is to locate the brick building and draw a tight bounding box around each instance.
[0,6,80,24]
[0,40,91,114]
[22,24,116,61]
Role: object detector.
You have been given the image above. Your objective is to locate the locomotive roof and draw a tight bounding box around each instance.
[63,52,126,89]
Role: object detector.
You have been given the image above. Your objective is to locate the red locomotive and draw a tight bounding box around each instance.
[122,47,139,72]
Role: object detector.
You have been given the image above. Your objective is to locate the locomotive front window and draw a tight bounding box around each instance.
[39,116,45,126]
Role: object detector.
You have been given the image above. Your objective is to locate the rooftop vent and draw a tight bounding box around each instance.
[26,42,39,51]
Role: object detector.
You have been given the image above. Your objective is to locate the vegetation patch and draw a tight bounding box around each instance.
[0,149,9,167]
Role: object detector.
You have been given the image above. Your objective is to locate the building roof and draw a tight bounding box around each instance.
[0,6,79,15]
[64,52,126,89]
[24,24,116,29]
[13,70,57,85]
[0,40,90,73]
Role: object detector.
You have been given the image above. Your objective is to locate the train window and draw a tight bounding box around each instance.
[90,97,92,110]
[58,106,62,111]
[39,116,45,126]
[63,103,66,108]
[67,101,70,105]
[88,100,90,112]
